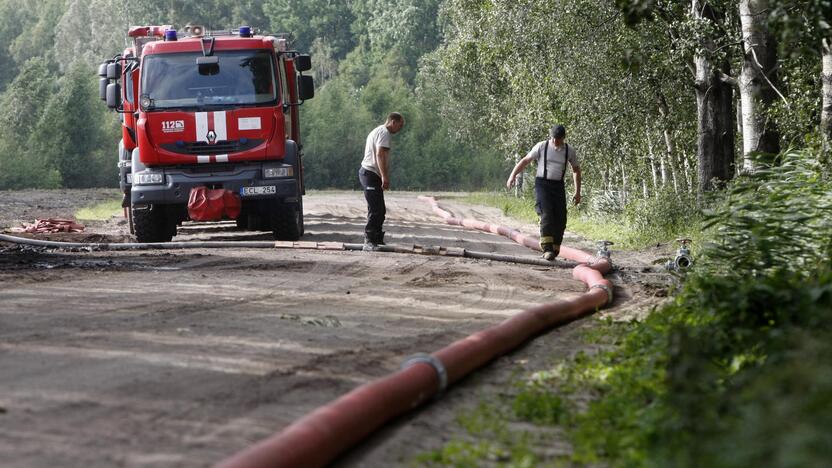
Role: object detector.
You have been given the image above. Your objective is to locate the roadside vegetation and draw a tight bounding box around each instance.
[421,149,832,466]
[464,188,702,250]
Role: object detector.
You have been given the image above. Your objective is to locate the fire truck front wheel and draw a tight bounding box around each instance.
[272,202,302,241]
[132,204,176,243]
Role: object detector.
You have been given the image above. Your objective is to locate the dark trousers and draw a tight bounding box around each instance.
[534,177,567,249]
[359,168,386,241]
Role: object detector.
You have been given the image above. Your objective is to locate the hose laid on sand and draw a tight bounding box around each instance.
[217,197,613,468]
[0,234,569,268]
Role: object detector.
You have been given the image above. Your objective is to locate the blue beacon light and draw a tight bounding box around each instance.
[165,29,177,41]
[239,26,251,38]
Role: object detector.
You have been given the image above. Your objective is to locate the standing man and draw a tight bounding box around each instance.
[506,124,581,261]
[359,112,405,250]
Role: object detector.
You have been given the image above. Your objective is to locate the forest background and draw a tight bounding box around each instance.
[0,0,829,202]
[0,0,506,191]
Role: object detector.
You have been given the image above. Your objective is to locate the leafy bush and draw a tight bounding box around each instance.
[586,190,627,217]
[564,149,832,466]
[623,188,699,245]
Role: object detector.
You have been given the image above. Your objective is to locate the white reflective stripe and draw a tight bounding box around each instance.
[215,154,229,163]
[214,111,227,141]
[197,155,210,164]
[195,112,209,142]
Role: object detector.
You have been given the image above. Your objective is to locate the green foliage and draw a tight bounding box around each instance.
[301,53,505,191]
[414,401,539,467]
[0,0,498,190]
[566,149,832,465]
[769,53,824,149]
[462,192,539,224]
[264,0,356,60]
[432,149,832,466]
[435,0,696,201]
[464,190,700,249]
[512,385,569,426]
[37,62,118,188]
[701,150,832,275]
[769,0,832,58]
[0,0,31,91]
[621,188,701,247]
[0,58,60,189]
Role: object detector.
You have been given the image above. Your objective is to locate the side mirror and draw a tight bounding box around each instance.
[298,75,314,100]
[295,54,311,72]
[106,83,122,110]
[197,55,220,76]
[98,62,109,78]
[99,78,108,100]
[107,62,122,80]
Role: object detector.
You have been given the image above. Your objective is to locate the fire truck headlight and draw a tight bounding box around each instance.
[264,166,292,179]
[134,172,164,185]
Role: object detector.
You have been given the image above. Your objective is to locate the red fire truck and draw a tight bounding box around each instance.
[98,25,314,243]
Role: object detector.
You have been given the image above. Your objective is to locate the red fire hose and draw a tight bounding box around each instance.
[217,197,612,468]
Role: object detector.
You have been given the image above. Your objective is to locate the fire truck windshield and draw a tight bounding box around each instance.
[141,49,277,109]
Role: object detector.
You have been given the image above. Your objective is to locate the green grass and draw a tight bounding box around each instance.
[75,199,122,221]
[413,401,540,467]
[463,191,699,250]
[463,192,539,224]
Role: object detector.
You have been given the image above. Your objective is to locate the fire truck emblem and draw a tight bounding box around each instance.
[206,130,217,143]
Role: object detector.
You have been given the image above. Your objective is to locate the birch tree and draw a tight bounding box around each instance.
[738,0,781,169]
[691,0,736,192]
[823,40,832,149]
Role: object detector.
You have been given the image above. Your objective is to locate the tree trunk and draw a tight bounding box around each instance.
[603,166,611,193]
[739,0,781,169]
[620,159,628,205]
[650,156,659,191]
[822,39,832,151]
[682,149,695,193]
[646,130,660,190]
[657,94,680,193]
[692,1,736,194]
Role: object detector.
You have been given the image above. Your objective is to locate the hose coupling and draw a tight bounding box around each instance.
[665,238,693,271]
[590,283,614,305]
[401,353,448,397]
[596,240,614,260]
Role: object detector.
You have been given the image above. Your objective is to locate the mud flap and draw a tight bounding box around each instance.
[187,187,241,221]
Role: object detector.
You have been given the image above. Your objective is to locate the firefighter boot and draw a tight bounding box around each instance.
[377,231,386,245]
[363,233,381,252]
[541,243,559,261]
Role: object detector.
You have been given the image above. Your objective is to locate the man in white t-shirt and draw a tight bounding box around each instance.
[506,124,582,261]
[358,112,405,249]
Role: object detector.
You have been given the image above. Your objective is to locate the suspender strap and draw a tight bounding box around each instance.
[540,141,571,181]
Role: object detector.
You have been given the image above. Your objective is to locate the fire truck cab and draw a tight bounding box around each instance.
[98,25,313,243]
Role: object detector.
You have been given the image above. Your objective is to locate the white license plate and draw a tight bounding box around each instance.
[240,185,276,196]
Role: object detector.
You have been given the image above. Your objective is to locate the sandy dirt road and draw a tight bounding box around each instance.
[0,189,669,467]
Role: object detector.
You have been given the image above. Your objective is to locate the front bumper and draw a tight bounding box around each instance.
[131,163,298,206]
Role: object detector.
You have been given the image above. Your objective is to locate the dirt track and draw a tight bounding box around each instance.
[0,189,670,467]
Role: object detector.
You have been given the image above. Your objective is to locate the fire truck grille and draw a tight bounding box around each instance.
[160,139,264,155]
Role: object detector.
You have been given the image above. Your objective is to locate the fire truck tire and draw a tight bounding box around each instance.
[272,203,301,241]
[133,205,175,243]
[127,207,135,235]
[298,196,305,236]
